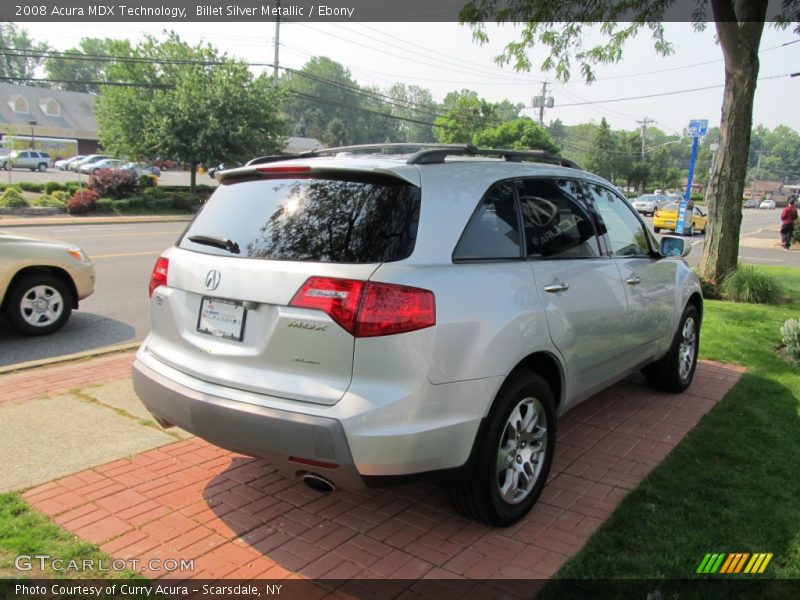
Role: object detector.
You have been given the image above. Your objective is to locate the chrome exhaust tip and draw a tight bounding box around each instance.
[301,473,336,494]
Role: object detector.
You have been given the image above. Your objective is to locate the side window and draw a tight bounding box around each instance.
[518,178,601,258]
[586,183,651,256]
[19,152,29,158]
[453,181,521,260]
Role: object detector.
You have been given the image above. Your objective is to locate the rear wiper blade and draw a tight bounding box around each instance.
[187,235,241,255]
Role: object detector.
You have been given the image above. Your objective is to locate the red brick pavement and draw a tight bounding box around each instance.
[0,351,136,406]
[22,360,744,582]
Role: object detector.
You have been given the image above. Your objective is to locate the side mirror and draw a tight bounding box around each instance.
[659,235,690,258]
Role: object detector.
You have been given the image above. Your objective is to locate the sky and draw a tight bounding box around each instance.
[15,20,800,137]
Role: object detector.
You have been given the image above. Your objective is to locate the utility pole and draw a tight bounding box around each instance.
[273,1,281,81]
[636,117,653,192]
[532,81,554,126]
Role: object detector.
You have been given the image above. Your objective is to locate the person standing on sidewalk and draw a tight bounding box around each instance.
[780,197,798,250]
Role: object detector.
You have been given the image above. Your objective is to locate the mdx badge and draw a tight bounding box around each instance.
[205,270,221,290]
[288,322,328,332]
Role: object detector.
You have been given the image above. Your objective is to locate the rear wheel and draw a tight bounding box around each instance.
[654,227,661,233]
[644,304,699,393]
[449,371,556,526]
[37,163,47,172]
[5,274,73,336]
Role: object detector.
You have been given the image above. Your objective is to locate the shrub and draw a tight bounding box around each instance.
[781,318,800,362]
[65,182,81,194]
[138,174,155,188]
[44,181,67,195]
[0,188,28,208]
[172,192,204,212]
[721,265,784,304]
[94,197,114,213]
[143,196,175,211]
[51,190,70,203]
[31,194,66,209]
[18,182,44,193]
[793,220,800,245]
[88,169,139,199]
[144,186,167,199]
[66,189,99,214]
[111,199,130,212]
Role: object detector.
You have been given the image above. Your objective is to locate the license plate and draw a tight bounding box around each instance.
[197,297,246,341]
[665,221,675,226]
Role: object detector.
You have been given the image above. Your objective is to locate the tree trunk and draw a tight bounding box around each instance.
[189,160,197,194]
[699,7,766,284]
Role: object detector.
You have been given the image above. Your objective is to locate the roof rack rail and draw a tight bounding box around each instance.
[245,143,580,169]
[407,147,581,169]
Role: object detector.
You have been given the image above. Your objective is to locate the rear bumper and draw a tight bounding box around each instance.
[132,358,366,490]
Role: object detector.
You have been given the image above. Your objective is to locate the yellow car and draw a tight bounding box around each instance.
[653,202,708,235]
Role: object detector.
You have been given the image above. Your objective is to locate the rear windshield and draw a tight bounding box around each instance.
[179,174,421,263]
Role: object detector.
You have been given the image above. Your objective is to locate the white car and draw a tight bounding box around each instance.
[55,155,85,170]
[133,144,702,525]
[79,158,124,174]
[631,194,668,216]
[759,199,776,210]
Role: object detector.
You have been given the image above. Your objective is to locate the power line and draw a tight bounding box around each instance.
[0,76,173,89]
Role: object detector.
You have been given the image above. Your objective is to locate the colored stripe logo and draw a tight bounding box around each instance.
[696,553,773,574]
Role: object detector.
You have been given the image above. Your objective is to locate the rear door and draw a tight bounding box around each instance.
[147,171,422,406]
[519,178,631,401]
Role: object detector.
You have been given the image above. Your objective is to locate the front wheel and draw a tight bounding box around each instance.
[449,371,556,526]
[37,163,47,172]
[643,304,700,393]
[5,274,73,336]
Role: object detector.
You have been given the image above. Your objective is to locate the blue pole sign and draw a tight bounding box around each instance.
[678,119,707,235]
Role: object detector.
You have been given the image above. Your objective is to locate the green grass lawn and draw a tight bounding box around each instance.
[0,493,138,580]
[544,265,800,596]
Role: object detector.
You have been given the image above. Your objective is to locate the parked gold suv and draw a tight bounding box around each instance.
[0,231,95,335]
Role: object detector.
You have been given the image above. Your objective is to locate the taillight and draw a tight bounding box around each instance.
[290,277,435,337]
[149,257,169,297]
[290,277,365,334]
[654,211,661,218]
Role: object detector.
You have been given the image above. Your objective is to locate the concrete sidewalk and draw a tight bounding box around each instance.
[3,350,744,582]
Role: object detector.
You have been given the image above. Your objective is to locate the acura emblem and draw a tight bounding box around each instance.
[205,270,221,290]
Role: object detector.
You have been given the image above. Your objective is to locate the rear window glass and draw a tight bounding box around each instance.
[179,174,421,263]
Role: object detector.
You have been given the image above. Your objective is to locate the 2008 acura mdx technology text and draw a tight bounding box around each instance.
[133,144,702,526]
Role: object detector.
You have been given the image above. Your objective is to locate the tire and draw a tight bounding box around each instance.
[37,163,47,172]
[1,162,7,171]
[643,304,700,393]
[654,227,661,233]
[688,224,695,236]
[5,274,73,336]
[449,371,556,526]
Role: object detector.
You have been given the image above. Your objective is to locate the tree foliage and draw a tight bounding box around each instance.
[459,0,800,283]
[433,90,502,143]
[44,38,129,93]
[94,33,285,191]
[0,23,48,85]
[473,117,560,153]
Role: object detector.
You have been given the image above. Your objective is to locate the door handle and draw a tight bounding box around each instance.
[544,282,570,293]
[626,276,641,285]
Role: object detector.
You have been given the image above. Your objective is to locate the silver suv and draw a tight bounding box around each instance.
[1,150,52,172]
[133,144,702,526]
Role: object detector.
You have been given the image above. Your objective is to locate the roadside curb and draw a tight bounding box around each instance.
[0,342,140,376]
[0,215,193,227]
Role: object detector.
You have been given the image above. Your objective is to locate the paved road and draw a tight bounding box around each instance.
[0,210,796,368]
